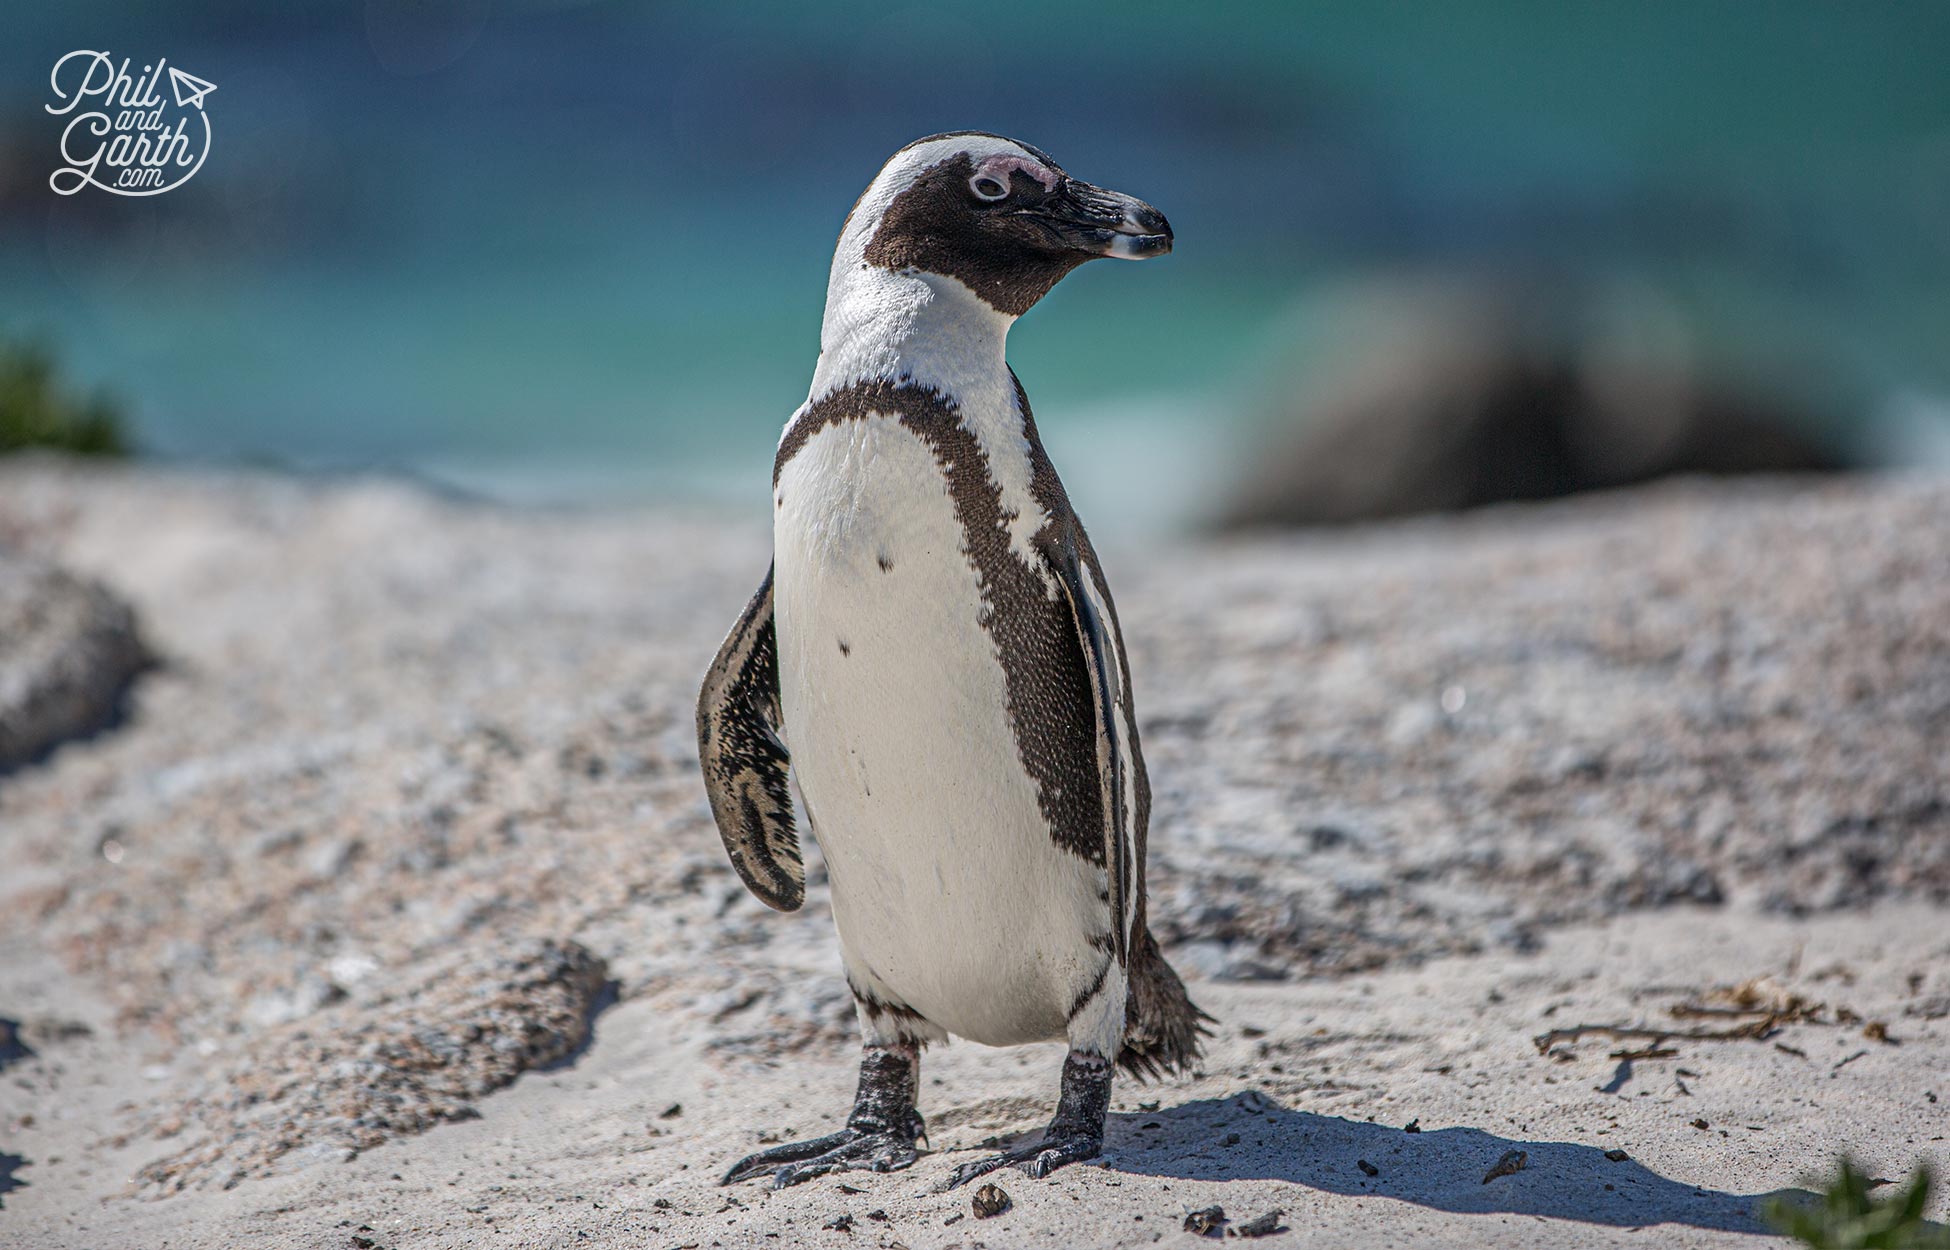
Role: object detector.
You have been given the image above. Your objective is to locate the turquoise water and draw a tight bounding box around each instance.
[4,2,1946,531]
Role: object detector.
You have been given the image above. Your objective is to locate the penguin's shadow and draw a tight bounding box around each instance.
[1091,1092,1814,1234]
[0,1151,27,1208]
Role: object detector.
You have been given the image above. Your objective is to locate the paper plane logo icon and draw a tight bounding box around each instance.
[167,66,217,110]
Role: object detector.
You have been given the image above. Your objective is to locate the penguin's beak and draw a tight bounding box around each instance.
[1027,178,1173,260]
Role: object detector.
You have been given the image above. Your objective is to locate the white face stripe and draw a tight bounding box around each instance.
[828,135,1045,298]
[785,135,1057,568]
[798,136,1037,408]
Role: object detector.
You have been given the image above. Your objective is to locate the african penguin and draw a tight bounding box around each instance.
[698,131,1205,1190]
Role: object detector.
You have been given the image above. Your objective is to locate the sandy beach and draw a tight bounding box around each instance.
[1,461,1945,1248]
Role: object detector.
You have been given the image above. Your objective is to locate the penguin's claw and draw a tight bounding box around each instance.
[722,1124,922,1189]
[938,1129,1104,1190]
[721,1130,853,1185]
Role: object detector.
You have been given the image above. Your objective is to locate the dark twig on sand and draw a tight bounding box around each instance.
[1532,1018,1778,1054]
[1609,1045,1679,1061]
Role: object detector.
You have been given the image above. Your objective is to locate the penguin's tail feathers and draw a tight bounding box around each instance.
[1117,925,1214,1082]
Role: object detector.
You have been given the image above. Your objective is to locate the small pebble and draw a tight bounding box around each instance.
[1184,1205,1226,1236]
[972,1183,1010,1219]
[1236,1209,1287,1238]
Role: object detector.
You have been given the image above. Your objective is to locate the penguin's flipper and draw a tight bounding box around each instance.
[697,565,803,911]
[1041,534,1134,967]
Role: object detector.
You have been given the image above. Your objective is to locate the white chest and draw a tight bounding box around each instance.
[771,414,1109,1047]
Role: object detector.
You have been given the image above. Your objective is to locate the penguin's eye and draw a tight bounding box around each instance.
[969,174,1009,202]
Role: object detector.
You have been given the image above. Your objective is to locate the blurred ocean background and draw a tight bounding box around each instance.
[3,1,1947,534]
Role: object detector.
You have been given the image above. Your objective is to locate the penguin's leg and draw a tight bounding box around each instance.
[721,989,932,1188]
[939,960,1126,1188]
[719,1043,924,1188]
[940,1051,1113,1188]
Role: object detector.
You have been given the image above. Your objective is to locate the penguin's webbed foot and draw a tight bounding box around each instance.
[938,1125,1103,1189]
[721,1042,924,1189]
[722,1112,925,1188]
[937,1049,1113,1189]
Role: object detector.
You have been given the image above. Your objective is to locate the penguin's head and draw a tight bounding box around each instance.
[842,131,1172,317]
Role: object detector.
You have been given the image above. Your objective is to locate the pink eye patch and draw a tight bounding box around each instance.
[974,153,1057,192]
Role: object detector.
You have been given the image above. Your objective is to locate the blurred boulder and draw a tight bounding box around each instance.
[1214,276,1856,529]
[0,550,147,770]
[132,938,610,1194]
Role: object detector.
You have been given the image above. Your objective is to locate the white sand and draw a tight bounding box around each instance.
[6,905,1946,1248]
[1,465,1946,1248]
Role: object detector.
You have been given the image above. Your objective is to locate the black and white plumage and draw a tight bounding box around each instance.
[698,131,1204,1190]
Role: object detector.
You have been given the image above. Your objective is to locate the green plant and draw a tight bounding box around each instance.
[0,339,128,456]
[1764,1158,1950,1250]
